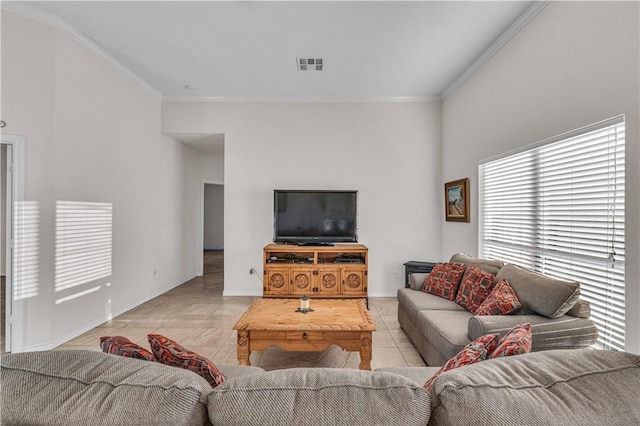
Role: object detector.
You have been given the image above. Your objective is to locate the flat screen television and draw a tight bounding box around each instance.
[273,190,358,245]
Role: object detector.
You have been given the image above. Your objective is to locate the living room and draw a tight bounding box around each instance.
[1,0,639,365]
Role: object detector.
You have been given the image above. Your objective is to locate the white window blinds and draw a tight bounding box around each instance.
[479,116,625,351]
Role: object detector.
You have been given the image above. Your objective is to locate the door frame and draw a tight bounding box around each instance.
[1,133,25,353]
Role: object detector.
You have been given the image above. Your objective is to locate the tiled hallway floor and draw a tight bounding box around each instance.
[56,252,426,370]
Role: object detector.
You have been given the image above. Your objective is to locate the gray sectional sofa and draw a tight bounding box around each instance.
[398,253,599,366]
[2,348,639,425]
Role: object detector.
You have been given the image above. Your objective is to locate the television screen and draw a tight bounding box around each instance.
[274,190,358,244]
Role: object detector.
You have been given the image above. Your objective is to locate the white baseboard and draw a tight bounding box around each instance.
[368,292,399,298]
[222,290,262,297]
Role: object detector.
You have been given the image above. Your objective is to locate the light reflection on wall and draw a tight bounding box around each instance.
[13,201,40,300]
[54,285,101,305]
[54,201,113,300]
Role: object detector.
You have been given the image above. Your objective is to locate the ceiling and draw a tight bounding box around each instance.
[6,1,537,102]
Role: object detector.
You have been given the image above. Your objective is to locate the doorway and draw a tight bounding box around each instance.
[203,183,224,274]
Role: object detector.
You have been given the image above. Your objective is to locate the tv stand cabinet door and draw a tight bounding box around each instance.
[341,269,366,295]
[317,269,340,296]
[289,269,314,296]
[264,268,290,295]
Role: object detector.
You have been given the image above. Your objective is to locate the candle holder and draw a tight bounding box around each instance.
[296,295,313,314]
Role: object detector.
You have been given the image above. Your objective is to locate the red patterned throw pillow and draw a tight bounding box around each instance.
[475,279,522,316]
[490,323,532,358]
[147,334,226,388]
[455,265,495,313]
[421,262,467,300]
[99,336,156,362]
[423,333,500,392]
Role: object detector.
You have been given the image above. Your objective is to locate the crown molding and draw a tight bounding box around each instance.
[2,3,163,100]
[441,1,550,100]
[162,95,442,103]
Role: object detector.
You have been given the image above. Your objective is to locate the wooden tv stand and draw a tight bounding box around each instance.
[263,243,368,306]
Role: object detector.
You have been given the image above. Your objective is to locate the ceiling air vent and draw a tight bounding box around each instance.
[297,58,323,71]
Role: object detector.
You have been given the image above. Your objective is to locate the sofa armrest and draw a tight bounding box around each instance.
[565,298,591,318]
[468,314,598,351]
[408,273,429,290]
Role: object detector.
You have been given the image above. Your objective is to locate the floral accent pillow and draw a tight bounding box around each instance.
[423,333,500,392]
[147,334,226,387]
[475,279,522,316]
[490,323,532,358]
[455,265,495,313]
[99,336,156,362]
[421,262,467,300]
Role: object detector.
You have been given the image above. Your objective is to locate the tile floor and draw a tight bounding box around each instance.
[56,252,426,370]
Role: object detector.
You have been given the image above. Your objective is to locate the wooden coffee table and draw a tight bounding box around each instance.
[232,298,376,370]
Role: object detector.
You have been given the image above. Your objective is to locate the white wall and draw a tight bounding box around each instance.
[204,184,224,249]
[162,102,443,297]
[196,150,224,184]
[1,11,200,351]
[442,2,640,353]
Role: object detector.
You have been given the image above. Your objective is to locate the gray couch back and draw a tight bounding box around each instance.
[0,350,430,426]
[208,367,430,426]
[0,350,213,426]
[429,349,640,426]
[2,349,638,426]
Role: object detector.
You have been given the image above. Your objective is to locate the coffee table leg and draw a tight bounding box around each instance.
[237,329,251,366]
[359,332,373,370]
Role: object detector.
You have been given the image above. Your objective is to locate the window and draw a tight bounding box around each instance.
[479,116,625,351]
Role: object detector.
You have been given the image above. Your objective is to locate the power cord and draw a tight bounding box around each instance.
[249,267,263,282]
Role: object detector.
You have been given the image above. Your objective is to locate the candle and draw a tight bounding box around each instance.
[300,296,310,310]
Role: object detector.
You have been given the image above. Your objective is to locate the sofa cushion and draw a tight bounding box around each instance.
[397,288,466,320]
[429,349,640,426]
[474,279,521,316]
[454,265,495,313]
[0,350,212,426]
[449,252,504,276]
[424,333,500,391]
[417,310,474,363]
[148,334,226,388]
[495,263,580,318]
[100,335,156,361]
[421,262,466,300]
[490,322,532,358]
[207,368,430,426]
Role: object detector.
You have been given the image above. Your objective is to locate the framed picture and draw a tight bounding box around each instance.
[444,178,470,222]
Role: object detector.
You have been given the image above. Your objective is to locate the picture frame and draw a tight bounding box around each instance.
[444,178,470,222]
